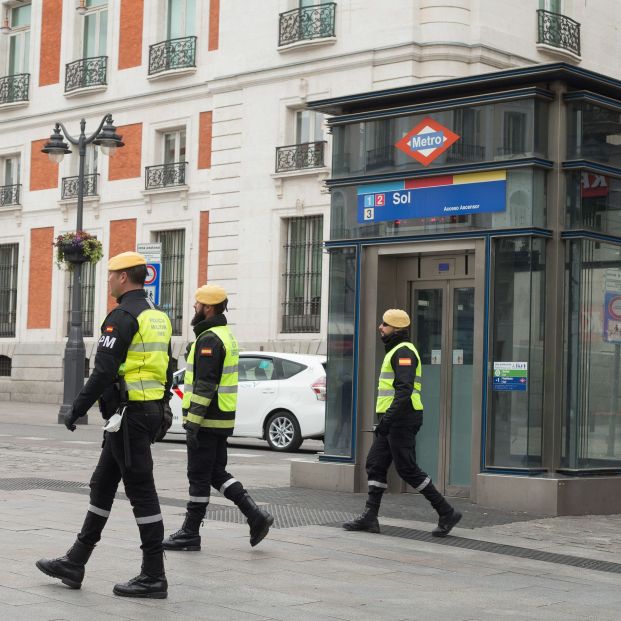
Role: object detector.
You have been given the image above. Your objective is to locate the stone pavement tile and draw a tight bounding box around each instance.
[536,602,621,621]
[0,584,51,606]
[87,592,274,621]
[0,601,133,621]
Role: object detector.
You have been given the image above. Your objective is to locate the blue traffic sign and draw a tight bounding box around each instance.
[144,263,161,306]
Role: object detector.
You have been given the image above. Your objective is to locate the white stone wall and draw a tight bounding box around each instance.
[0,0,619,400]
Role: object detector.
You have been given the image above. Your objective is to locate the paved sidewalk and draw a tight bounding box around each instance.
[1,402,621,620]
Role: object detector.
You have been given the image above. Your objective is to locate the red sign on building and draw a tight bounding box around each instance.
[395,117,460,166]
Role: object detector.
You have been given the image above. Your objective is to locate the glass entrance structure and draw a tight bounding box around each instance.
[291,64,621,515]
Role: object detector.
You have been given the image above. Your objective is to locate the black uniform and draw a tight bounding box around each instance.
[364,331,452,519]
[185,314,248,524]
[73,290,173,572]
[163,313,273,550]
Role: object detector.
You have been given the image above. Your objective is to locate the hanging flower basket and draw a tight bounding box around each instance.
[54,231,103,270]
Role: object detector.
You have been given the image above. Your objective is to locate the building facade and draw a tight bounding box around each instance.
[0,0,614,422]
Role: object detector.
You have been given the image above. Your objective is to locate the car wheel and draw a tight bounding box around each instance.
[266,411,303,452]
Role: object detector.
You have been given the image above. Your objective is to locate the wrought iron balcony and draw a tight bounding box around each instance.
[145,162,187,190]
[61,174,99,200]
[0,184,21,207]
[65,56,108,93]
[276,141,326,173]
[0,74,30,105]
[537,9,580,56]
[279,2,336,47]
[149,36,197,76]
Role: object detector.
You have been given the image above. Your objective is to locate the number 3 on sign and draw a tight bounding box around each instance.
[364,208,375,221]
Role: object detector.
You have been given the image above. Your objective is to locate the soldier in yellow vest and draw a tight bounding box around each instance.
[163,284,273,552]
[37,252,173,599]
[343,308,462,537]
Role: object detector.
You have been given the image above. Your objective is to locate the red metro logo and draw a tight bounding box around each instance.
[395,117,460,166]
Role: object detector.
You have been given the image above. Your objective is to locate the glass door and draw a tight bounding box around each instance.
[410,279,475,496]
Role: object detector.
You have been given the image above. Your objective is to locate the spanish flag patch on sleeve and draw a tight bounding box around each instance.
[200,347,213,356]
[105,325,114,333]
[398,358,412,366]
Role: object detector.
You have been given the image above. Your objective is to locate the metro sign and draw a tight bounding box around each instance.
[395,117,460,166]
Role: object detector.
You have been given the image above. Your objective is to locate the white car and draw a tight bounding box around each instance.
[168,351,326,451]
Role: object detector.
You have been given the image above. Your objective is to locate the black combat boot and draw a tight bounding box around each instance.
[237,493,274,547]
[343,508,380,534]
[162,515,202,551]
[113,552,167,599]
[35,539,94,589]
[432,508,462,537]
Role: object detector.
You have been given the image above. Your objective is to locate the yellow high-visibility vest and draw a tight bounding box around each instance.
[118,308,172,401]
[182,325,239,429]
[376,342,423,414]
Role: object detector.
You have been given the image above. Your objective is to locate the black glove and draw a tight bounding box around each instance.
[155,402,174,442]
[375,416,390,437]
[64,408,81,432]
[184,421,200,450]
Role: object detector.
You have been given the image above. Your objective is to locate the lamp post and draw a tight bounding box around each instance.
[42,114,124,424]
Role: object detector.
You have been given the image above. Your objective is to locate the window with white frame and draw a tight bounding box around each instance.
[155,229,185,335]
[0,155,21,206]
[281,216,323,333]
[7,2,31,75]
[167,0,196,39]
[163,129,186,165]
[0,243,18,337]
[295,110,323,145]
[0,155,20,186]
[83,0,108,58]
[63,146,98,199]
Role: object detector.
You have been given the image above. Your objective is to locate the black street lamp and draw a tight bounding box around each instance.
[42,114,124,424]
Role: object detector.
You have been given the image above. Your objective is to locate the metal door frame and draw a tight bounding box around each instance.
[408,278,474,497]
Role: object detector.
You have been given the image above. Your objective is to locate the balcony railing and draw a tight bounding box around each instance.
[279,2,336,46]
[0,74,30,105]
[65,56,108,93]
[148,36,197,76]
[276,141,326,172]
[145,162,187,190]
[61,174,99,200]
[537,9,580,56]
[0,184,21,207]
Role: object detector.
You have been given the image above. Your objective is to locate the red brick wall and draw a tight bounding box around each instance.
[30,139,59,191]
[39,0,63,86]
[108,124,142,181]
[119,0,144,69]
[208,0,220,51]
[27,227,54,329]
[198,211,209,286]
[198,111,213,170]
[107,219,137,311]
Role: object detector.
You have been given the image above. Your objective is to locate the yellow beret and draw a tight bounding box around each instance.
[383,308,410,328]
[108,251,147,271]
[195,284,227,305]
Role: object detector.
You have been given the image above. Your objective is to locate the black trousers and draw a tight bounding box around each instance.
[185,430,246,524]
[78,402,165,559]
[365,423,452,516]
